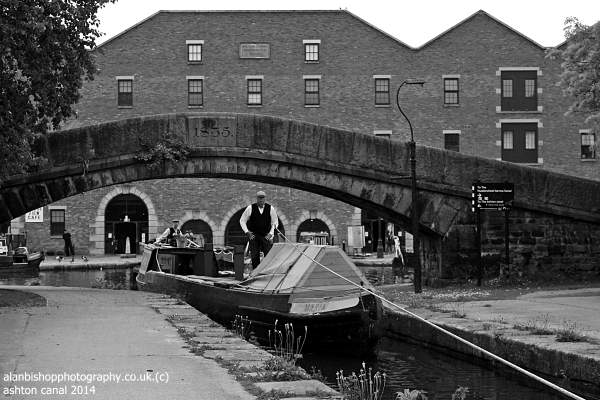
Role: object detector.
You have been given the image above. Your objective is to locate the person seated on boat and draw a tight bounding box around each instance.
[239,190,278,269]
[155,219,183,247]
[183,231,205,249]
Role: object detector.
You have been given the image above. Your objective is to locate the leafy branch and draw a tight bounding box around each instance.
[136,131,190,170]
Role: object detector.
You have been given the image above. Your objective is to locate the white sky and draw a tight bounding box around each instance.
[96,0,600,48]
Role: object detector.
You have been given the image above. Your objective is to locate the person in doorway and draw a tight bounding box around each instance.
[62,229,75,262]
[386,232,394,254]
[155,219,183,247]
[393,235,406,280]
[239,190,279,268]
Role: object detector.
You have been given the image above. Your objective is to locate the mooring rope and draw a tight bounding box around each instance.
[273,228,585,400]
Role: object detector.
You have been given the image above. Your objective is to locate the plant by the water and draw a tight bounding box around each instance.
[336,362,386,400]
[268,319,307,366]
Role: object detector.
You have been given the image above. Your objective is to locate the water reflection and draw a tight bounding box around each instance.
[0,268,134,289]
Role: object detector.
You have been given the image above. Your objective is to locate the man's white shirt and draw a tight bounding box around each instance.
[239,204,278,237]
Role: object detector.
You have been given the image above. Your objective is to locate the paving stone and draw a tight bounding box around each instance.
[281,397,342,400]
[155,307,201,316]
[236,360,265,369]
[254,380,339,396]
[190,336,246,345]
[203,349,273,362]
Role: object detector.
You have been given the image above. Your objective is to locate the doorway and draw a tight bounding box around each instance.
[104,194,148,254]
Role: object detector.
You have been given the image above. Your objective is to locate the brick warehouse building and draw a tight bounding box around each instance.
[7,9,598,256]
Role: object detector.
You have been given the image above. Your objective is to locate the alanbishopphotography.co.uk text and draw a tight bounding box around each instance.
[2,370,169,396]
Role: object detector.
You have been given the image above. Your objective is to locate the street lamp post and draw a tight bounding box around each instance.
[396,79,425,294]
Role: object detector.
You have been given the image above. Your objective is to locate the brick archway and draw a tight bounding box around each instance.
[92,186,157,255]
[290,210,338,244]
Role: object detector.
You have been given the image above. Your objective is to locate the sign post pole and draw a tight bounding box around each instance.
[476,206,482,286]
[472,181,514,286]
[505,208,510,269]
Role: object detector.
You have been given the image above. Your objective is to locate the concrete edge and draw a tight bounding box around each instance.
[147,295,341,398]
[381,308,600,397]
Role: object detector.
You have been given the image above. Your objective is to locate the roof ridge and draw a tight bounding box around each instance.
[417,9,547,50]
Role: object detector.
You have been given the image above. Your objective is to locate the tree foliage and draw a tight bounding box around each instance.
[136,132,190,171]
[550,18,600,130]
[0,0,114,183]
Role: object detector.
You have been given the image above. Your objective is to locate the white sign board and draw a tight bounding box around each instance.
[0,239,7,255]
[347,226,365,248]
[25,208,44,222]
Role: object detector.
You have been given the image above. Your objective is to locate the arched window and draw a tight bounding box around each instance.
[225,207,285,247]
[105,194,148,254]
[296,219,330,245]
[181,219,213,246]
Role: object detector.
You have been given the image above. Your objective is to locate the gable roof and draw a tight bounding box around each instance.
[95,9,414,51]
[417,10,547,51]
[95,9,550,53]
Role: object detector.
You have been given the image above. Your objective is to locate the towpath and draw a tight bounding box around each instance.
[0,287,253,400]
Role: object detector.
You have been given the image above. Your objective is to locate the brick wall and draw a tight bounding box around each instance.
[19,179,354,255]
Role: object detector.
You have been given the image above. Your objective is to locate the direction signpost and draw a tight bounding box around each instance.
[472,182,514,286]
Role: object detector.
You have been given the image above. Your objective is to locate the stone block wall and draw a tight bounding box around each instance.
[441,210,600,282]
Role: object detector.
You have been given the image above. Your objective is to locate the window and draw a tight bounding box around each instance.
[304,78,320,106]
[525,79,535,97]
[117,79,133,107]
[305,43,319,62]
[444,78,459,105]
[247,79,262,105]
[500,70,537,111]
[502,80,513,98]
[581,131,596,159]
[501,123,538,163]
[188,44,202,62]
[503,131,513,149]
[186,40,204,62]
[525,131,536,149]
[375,78,390,105]
[50,209,65,236]
[188,79,203,107]
[303,40,320,62]
[444,132,460,152]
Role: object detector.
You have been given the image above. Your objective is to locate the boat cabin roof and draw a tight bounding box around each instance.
[240,243,374,298]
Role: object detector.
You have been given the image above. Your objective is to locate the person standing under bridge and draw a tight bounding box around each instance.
[62,229,75,262]
[239,191,278,268]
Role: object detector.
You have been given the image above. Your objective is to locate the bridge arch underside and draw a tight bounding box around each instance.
[0,155,470,278]
[3,155,600,282]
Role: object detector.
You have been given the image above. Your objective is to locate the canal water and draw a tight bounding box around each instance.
[0,268,583,400]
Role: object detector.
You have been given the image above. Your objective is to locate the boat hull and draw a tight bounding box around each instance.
[0,252,44,273]
[137,270,381,354]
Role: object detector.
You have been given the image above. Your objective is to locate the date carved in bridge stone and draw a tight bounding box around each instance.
[187,117,237,147]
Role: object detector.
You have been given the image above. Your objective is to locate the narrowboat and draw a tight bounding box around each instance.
[136,242,382,354]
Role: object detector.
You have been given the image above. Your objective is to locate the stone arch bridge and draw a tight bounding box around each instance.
[1,113,599,281]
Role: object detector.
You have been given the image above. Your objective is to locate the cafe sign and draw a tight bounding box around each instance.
[25,207,44,222]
